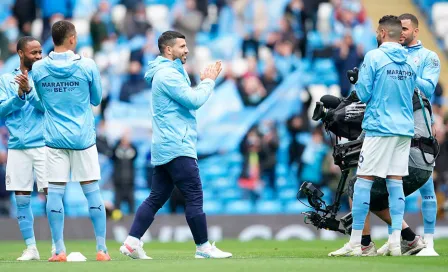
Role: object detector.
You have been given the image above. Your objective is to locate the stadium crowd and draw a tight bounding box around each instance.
[0,0,446,220]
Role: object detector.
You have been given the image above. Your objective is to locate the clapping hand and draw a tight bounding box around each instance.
[200,61,222,81]
[15,70,31,97]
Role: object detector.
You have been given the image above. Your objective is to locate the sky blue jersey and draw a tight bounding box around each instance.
[32,51,102,150]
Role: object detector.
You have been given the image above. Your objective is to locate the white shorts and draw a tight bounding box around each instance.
[6,147,47,192]
[46,145,101,183]
[357,136,411,178]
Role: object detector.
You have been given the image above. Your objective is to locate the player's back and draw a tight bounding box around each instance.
[32,51,102,150]
[359,43,417,137]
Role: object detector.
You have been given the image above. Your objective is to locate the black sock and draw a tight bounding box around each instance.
[361,235,371,246]
[401,227,416,242]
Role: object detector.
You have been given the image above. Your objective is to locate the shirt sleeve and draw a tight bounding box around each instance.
[160,69,215,110]
[416,51,440,99]
[355,52,375,103]
[0,78,26,117]
[88,60,102,106]
[26,87,45,112]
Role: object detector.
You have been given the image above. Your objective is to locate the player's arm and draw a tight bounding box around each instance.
[354,52,375,103]
[88,60,102,106]
[26,87,45,112]
[159,69,215,110]
[0,78,26,117]
[417,52,440,99]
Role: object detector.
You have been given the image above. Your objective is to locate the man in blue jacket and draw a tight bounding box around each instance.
[377,13,440,257]
[329,15,417,257]
[32,20,109,262]
[120,31,232,259]
[0,36,45,261]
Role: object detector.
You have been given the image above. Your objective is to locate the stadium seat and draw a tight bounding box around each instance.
[111,4,127,27]
[231,58,249,78]
[72,19,90,37]
[328,84,341,97]
[284,200,312,214]
[220,188,243,202]
[203,188,215,200]
[434,19,448,39]
[31,19,43,39]
[255,200,283,214]
[260,188,274,200]
[146,5,170,33]
[317,3,333,34]
[225,200,254,215]
[211,178,235,190]
[78,46,94,59]
[278,188,298,202]
[134,189,150,209]
[203,200,223,215]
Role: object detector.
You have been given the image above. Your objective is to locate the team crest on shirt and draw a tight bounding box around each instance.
[5,175,10,185]
[431,58,440,68]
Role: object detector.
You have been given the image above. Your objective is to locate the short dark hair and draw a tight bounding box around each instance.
[158,31,186,54]
[378,15,402,39]
[398,13,419,27]
[17,36,38,52]
[51,20,76,46]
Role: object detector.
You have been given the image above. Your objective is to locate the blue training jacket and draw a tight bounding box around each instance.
[0,68,45,149]
[32,51,102,150]
[355,42,417,137]
[406,41,440,100]
[145,56,215,166]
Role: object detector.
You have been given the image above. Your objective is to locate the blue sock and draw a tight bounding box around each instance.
[82,182,107,252]
[46,184,66,254]
[352,178,373,230]
[15,195,35,247]
[419,176,437,234]
[386,179,405,231]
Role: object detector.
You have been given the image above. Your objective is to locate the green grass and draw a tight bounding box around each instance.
[0,239,447,271]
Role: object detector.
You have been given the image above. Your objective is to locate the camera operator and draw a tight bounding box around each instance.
[329,15,417,257]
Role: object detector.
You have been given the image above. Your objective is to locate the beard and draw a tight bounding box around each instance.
[23,58,34,71]
[401,35,414,46]
[173,53,187,64]
[376,36,382,47]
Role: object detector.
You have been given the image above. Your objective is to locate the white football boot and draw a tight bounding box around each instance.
[328,243,362,257]
[195,242,232,259]
[17,246,40,261]
[120,240,152,260]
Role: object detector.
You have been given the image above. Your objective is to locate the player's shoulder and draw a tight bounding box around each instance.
[0,70,16,81]
[77,56,97,70]
[155,66,182,81]
[365,48,383,58]
[31,58,46,70]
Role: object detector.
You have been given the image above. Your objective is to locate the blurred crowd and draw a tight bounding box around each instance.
[0,0,446,218]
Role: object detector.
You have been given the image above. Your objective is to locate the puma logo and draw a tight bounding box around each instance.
[363,202,370,206]
[90,205,102,211]
[50,208,63,214]
[399,198,405,202]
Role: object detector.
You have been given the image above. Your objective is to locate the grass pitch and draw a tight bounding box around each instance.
[0,239,447,272]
